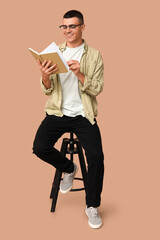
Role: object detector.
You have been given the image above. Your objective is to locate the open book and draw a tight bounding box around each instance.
[28,42,69,74]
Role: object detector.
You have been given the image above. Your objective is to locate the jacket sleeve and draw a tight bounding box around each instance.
[78,52,104,97]
[40,75,54,95]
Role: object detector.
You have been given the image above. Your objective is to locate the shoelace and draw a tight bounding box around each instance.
[87,207,98,217]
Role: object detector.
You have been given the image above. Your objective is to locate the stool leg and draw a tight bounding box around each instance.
[50,139,68,212]
[76,142,88,191]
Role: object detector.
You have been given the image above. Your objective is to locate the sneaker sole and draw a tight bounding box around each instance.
[60,185,73,194]
[85,208,103,229]
[60,164,79,194]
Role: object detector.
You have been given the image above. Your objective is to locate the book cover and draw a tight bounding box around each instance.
[28,42,69,74]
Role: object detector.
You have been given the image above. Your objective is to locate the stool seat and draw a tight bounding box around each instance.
[49,131,88,212]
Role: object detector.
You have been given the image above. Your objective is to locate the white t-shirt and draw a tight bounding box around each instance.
[59,42,85,117]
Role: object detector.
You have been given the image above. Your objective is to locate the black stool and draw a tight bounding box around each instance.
[49,132,88,212]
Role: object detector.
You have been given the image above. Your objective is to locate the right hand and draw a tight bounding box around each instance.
[37,59,59,80]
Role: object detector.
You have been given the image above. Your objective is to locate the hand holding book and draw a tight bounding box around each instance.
[36,59,59,89]
[28,42,69,74]
[37,59,58,75]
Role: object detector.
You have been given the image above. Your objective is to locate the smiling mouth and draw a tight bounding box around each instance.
[66,34,73,37]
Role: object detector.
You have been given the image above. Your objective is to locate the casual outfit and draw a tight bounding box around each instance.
[39,40,104,125]
[32,39,104,228]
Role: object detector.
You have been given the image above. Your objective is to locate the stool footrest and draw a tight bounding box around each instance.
[70,188,85,191]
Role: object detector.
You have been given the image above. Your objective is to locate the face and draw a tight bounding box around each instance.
[61,17,85,45]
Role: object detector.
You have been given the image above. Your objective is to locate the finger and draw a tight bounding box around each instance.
[46,67,59,74]
[48,63,57,70]
[71,65,75,69]
[69,61,79,67]
[70,64,78,69]
[45,60,53,69]
[37,59,41,66]
[42,61,53,72]
[67,60,75,66]
[69,65,74,70]
[44,64,57,73]
[68,63,76,69]
[67,60,78,64]
[42,59,48,67]
[51,67,59,73]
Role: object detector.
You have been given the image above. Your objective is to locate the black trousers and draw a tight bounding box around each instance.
[32,114,104,207]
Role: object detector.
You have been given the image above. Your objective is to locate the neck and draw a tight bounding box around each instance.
[66,39,83,48]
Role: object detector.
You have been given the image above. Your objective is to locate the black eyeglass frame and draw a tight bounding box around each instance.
[59,23,83,30]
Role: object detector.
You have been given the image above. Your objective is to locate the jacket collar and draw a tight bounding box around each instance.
[59,39,88,53]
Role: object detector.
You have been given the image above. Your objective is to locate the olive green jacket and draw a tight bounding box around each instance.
[40,40,104,125]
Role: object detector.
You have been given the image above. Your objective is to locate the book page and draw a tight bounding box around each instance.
[28,48,44,63]
[40,42,57,54]
[28,48,40,55]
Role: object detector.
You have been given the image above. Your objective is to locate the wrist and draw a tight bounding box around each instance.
[42,75,50,82]
[42,75,51,89]
[42,75,50,83]
[77,72,85,85]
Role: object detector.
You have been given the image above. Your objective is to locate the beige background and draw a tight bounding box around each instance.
[1,0,160,239]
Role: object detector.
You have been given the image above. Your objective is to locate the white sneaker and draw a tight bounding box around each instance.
[60,163,78,194]
[85,205,102,229]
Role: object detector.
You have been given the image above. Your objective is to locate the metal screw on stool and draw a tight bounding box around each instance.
[49,131,88,212]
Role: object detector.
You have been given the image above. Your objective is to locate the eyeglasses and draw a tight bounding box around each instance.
[59,24,83,30]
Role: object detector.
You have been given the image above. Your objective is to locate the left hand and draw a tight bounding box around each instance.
[67,60,85,85]
[67,60,81,76]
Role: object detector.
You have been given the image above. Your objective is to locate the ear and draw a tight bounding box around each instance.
[81,24,85,32]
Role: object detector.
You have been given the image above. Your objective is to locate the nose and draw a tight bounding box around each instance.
[66,27,72,33]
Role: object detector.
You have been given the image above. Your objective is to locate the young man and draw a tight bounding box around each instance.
[32,10,104,229]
